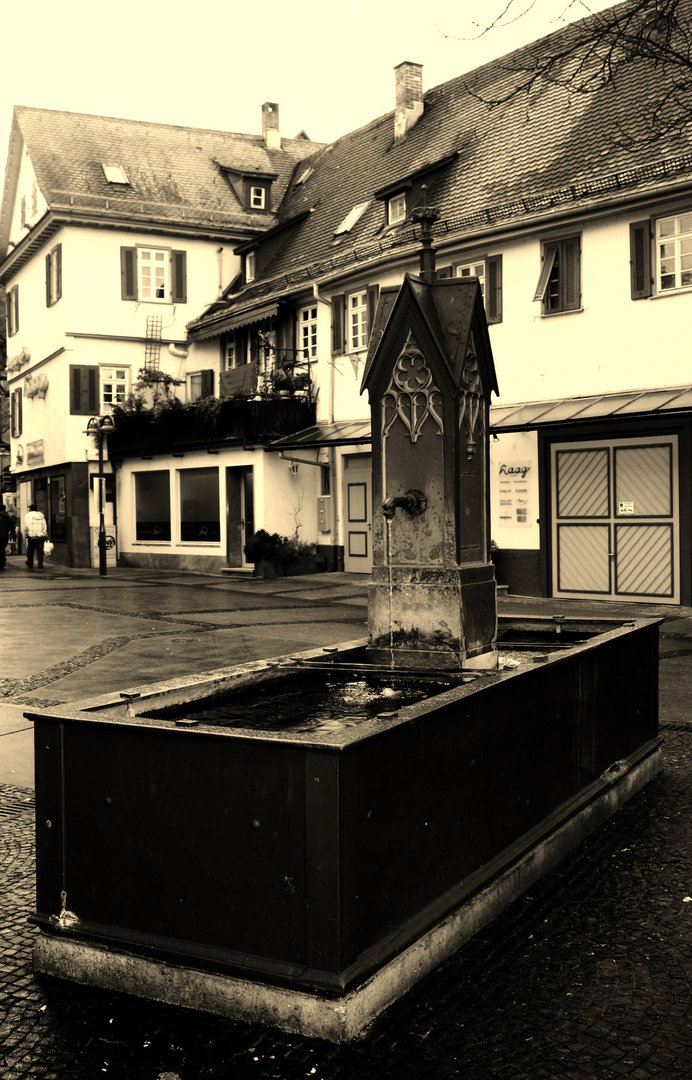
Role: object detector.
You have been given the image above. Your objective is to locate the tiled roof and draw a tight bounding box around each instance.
[196,0,692,320]
[7,106,321,237]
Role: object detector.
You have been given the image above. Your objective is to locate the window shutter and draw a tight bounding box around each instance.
[367,285,379,337]
[200,369,214,397]
[20,196,26,227]
[437,265,453,279]
[486,254,503,323]
[120,247,138,300]
[332,294,345,355]
[630,220,652,300]
[533,243,558,302]
[11,389,22,438]
[55,243,62,302]
[562,237,580,311]
[70,365,100,415]
[171,250,187,303]
[45,252,51,306]
[7,285,19,336]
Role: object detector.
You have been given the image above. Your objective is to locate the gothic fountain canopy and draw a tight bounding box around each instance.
[360,269,500,671]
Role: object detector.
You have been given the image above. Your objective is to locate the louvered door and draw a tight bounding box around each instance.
[551,437,679,603]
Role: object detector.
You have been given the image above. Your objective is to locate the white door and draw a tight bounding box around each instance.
[342,454,373,573]
[551,436,679,603]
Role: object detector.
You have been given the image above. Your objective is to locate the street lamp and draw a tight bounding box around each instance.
[86,415,116,576]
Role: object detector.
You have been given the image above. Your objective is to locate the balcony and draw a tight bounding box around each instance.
[108,396,316,457]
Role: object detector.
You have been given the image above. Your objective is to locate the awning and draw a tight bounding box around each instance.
[490,385,692,432]
[189,302,279,341]
[270,420,372,450]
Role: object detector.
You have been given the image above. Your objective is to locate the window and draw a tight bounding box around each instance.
[11,389,22,438]
[387,192,407,225]
[297,306,318,359]
[331,285,378,355]
[120,247,187,303]
[347,291,368,351]
[246,251,256,283]
[250,186,266,210]
[188,370,214,401]
[69,365,100,415]
[31,182,38,217]
[656,212,692,292]
[50,475,67,542]
[533,236,581,313]
[179,467,220,542]
[6,285,19,337]
[135,471,171,541]
[335,202,370,236]
[225,338,236,369]
[46,244,62,306]
[454,260,486,296]
[102,164,129,184]
[101,367,129,412]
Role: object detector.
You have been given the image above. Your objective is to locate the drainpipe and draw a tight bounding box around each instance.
[312,281,339,566]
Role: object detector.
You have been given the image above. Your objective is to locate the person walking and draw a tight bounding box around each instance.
[24,504,48,569]
[0,505,16,571]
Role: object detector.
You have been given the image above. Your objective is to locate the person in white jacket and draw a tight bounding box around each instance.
[24,504,48,569]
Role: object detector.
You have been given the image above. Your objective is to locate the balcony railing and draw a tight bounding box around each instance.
[109,397,316,456]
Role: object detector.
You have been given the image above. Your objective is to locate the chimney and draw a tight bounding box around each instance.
[262,102,281,150]
[394,62,424,142]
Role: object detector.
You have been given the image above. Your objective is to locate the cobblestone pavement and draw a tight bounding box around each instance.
[1,728,691,1079]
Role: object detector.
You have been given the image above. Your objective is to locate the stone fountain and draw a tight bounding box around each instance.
[27,240,662,1043]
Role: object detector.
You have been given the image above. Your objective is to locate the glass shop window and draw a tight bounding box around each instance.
[135,470,171,541]
[179,467,220,542]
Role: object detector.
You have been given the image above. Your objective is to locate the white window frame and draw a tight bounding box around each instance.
[225,339,236,370]
[347,290,368,352]
[102,164,129,184]
[138,247,170,303]
[656,212,692,293]
[250,186,266,210]
[246,251,256,282]
[335,202,369,235]
[454,260,486,299]
[100,366,129,412]
[388,192,407,225]
[297,305,318,360]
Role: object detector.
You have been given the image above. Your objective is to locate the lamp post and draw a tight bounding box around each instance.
[86,415,116,576]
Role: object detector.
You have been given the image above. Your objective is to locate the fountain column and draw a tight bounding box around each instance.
[361,252,500,670]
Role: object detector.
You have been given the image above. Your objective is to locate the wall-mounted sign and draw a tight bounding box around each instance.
[26,440,45,466]
[496,461,532,527]
[618,501,635,515]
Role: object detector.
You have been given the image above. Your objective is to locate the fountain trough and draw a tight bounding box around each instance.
[28,262,662,1042]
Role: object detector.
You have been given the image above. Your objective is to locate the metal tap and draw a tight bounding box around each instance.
[382,489,427,520]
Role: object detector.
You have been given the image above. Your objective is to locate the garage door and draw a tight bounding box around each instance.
[551,436,679,603]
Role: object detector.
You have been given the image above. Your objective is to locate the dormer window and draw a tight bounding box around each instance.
[250,186,266,210]
[102,164,129,184]
[388,192,407,225]
[246,251,256,283]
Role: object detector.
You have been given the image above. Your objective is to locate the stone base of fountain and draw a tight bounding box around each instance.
[28,616,661,1042]
[367,563,498,670]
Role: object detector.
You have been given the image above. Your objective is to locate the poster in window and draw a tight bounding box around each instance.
[496,461,532,527]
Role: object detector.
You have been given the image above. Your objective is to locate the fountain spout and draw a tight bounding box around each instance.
[382,489,427,520]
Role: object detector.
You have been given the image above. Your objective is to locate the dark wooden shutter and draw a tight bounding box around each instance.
[55,244,62,302]
[332,294,345,355]
[69,365,100,415]
[171,250,187,303]
[630,220,652,300]
[486,254,503,324]
[562,237,580,311]
[120,247,137,300]
[200,369,214,397]
[7,286,18,336]
[45,252,52,306]
[11,389,22,438]
[367,285,379,340]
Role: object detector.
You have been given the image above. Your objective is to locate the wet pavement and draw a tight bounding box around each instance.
[1,559,692,1077]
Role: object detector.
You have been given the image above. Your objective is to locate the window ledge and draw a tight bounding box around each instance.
[648,289,692,300]
[538,307,584,318]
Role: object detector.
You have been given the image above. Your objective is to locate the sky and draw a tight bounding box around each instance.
[1,0,620,160]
